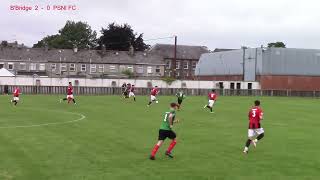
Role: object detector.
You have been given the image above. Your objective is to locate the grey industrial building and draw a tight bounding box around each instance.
[195,47,320,90]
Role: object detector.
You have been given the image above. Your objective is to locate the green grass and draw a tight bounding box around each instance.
[0,95,319,180]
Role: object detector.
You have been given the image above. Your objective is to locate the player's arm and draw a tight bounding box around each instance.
[168,113,174,128]
[260,111,264,120]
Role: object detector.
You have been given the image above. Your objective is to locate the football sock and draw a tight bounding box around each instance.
[134,97,136,101]
[245,139,251,148]
[210,107,213,112]
[257,133,264,140]
[148,102,152,105]
[62,98,67,101]
[14,101,18,105]
[151,144,160,157]
[166,140,177,153]
[72,99,76,104]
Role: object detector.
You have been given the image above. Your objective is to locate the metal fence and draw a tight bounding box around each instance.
[2,85,320,97]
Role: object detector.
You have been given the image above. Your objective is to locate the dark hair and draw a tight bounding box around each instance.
[155,86,158,88]
[212,89,216,92]
[254,100,260,106]
[69,82,72,84]
[170,103,178,108]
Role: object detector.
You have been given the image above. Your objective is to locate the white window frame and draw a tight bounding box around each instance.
[30,63,37,71]
[19,63,26,70]
[147,66,153,74]
[51,63,56,71]
[110,65,116,72]
[8,62,14,70]
[90,64,97,73]
[127,65,133,72]
[81,64,86,72]
[183,61,189,69]
[98,64,104,73]
[192,61,197,70]
[155,66,161,73]
[176,71,180,77]
[39,63,46,71]
[136,65,143,74]
[69,63,76,72]
[61,63,67,72]
[166,60,171,69]
[176,61,180,69]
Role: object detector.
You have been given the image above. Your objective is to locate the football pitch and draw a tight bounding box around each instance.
[0,95,319,180]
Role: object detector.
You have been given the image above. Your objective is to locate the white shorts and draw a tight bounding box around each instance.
[67,95,74,99]
[248,128,264,138]
[13,97,19,101]
[151,95,157,101]
[129,92,135,97]
[208,100,215,107]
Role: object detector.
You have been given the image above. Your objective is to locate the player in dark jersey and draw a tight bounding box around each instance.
[243,100,265,154]
[204,89,217,113]
[149,103,179,160]
[121,83,127,98]
[176,89,186,110]
[60,82,76,104]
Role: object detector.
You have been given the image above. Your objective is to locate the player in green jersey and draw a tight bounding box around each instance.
[150,103,179,160]
[176,89,186,110]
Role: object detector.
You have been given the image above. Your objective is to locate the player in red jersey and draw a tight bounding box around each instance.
[60,82,76,104]
[147,86,159,106]
[243,100,265,154]
[129,85,136,101]
[10,87,21,106]
[204,89,217,113]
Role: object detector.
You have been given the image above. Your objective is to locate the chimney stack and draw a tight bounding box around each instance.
[73,45,78,53]
[129,45,134,56]
[102,44,106,55]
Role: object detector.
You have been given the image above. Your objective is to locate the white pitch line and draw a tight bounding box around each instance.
[0,111,86,129]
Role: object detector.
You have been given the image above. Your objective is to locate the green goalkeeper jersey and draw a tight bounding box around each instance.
[176,91,186,100]
[160,109,176,130]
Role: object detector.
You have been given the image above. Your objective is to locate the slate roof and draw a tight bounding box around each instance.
[0,47,165,65]
[150,44,209,60]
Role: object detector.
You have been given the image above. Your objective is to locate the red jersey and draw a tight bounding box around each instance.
[150,88,159,96]
[248,106,263,129]
[13,88,20,97]
[67,86,73,95]
[130,86,135,92]
[208,92,217,100]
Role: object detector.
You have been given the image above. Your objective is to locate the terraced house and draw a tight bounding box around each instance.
[0,46,165,79]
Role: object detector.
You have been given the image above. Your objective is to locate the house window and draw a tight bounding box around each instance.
[183,61,189,69]
[19,63,26,70]
[69,64,76,72]
[0,63,4,69]
[8,63,14,70]
[90,64,96,73]
[51,64,56,71]
[156,66,161,73]
[61,63,67,72]
[166,60,171,69]
[176,61,180,69]
[137,65,143,74]
[176,71,180,77]
[39,63,46,71]
[98,65,104,73]
[192,61,197,70]
[110,65,116,72]
[147,66,152,74]
[30,63,37,71]
[81,64,86,72]
[127,65,133,72]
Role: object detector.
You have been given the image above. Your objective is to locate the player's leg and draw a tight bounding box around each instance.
[148,96,154,106]
[72,98,76,104]
[13,97,19,105]
[165,131,177,158]
[252,128,264,145]
[243,129,256,154]
[177,99,182,110]
[150,130,166,160]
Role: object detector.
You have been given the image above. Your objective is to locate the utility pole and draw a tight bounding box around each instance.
[172,35,177,78]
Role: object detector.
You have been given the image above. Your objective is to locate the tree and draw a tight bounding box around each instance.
[267,42,286,48]
[99,23,149,51]
[33,21,97,49]
[1,41,8,47]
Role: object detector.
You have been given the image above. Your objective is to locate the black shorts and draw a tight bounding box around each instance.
[158,129,176,140]
[177,99,183,105]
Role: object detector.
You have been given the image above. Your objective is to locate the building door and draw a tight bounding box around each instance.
[243,48,257,81]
